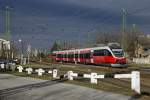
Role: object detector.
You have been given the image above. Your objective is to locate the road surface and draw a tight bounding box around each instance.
[0,74,133,100]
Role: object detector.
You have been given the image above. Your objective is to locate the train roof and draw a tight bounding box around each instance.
[52,43,122,54]
[53,46,110,53]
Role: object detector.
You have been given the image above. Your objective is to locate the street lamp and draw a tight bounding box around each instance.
[18,39,23,65]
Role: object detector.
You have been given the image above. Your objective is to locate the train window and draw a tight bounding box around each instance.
[94,49,112,56]
[93,50,104,56]
[84,53,91,58]
[52,54,56,56]
[68,54,73,58]
[84,54,86,58]
[71,54,74,58]
[75,54,78,58]
[62,54,64,58]
[69,54,71,58]
[64,54,67,58]
[57,54,62,58]
[112,50,124,57]
[80,54,84,58]
[66,54,68,58]
[68,54,70,58]
[104,50,112,56]
[79,54,82,58]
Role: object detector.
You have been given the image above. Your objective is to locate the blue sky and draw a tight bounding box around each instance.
[0,0,150,48]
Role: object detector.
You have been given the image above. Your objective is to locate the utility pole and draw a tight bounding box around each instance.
[132,24,136,34]
[132,24,138,57]
[19,39,23,65]
[78,34,81,48]
[87,31,90,47]
[122,8,127,34]
[3,6,11,59]
[122,8,127,50]
[27,44,31,64]
[132,24,137,40]
[5,6,11,40]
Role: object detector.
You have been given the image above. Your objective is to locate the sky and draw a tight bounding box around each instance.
[0,0,150,49]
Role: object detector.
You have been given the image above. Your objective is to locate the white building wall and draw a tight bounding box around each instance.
[133,58,150,64]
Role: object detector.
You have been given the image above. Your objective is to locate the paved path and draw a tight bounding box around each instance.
[0,74,133,100]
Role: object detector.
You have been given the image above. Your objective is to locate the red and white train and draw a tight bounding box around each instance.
[49,43,127,67]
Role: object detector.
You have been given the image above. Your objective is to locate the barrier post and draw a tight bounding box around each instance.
[84,73,104,84]
[35,68,45,76]
[53,69,58,78]
[67,71,78,80]
[131,71,140,94]
[115,71,140,94]
[25,68,33,74]
[17,66,23,73]
[0,63,5,69]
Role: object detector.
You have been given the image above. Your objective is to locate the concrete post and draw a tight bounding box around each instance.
[131,71,140,94]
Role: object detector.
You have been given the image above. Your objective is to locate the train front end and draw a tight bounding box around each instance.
[108,43,127,67]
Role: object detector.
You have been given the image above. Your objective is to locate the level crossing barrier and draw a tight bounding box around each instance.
[0,63,141,94]
[66,70,140,94]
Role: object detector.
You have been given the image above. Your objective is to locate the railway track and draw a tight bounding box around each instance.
[101,78,150,95]
[27,62,150,96]
[0,79,66,98]
[57,62,150,74]
[33,62,129,72]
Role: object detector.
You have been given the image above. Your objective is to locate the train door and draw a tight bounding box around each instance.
[104,49,115,64]
[93,49,105,64]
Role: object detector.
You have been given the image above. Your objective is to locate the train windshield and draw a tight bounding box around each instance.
[111,49,124,57]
